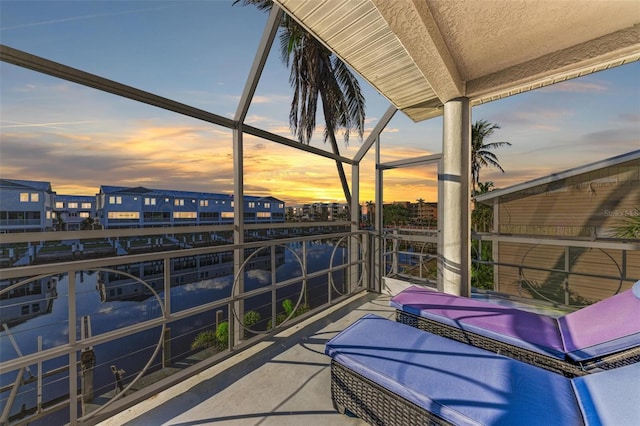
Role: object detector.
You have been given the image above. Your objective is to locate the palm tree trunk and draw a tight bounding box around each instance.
[320,90,352,208]
[328,133,352,206]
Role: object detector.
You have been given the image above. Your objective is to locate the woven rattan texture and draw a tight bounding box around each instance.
[395,309,586,377]
[330,360,451,426]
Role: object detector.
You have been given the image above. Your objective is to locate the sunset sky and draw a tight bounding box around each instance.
[1,1,639,206]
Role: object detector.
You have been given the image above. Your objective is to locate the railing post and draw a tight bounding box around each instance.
[68,271,78,425]
[80,315,95,410]
[37,336,43,413]
[392,229,399,276]
[162,328,172,368]
[564,246,570,305]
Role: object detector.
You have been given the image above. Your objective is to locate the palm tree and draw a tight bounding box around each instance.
[365,200,374,227]
[472,181,494,232]
[234,1,366,207]
[471,120,511,193]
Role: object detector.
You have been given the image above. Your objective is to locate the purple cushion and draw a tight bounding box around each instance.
[390,286,565,358]
[559,281,640,361]
[325,314,584,426]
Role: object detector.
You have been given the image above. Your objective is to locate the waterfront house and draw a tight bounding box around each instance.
[54,194,98,231]
[0,179,55,233]
[97,186,285,229]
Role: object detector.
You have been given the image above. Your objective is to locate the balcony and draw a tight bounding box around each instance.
[1,1,638,425]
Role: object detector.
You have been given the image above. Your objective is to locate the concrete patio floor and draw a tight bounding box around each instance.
[99,291,394,426]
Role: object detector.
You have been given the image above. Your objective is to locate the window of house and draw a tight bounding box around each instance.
[264,202,270,208]
[144,197,156,205]
[199,200,208,207]
[248,202,255,208]
[68,202,78,209]
[279,203,284,208]
[174,199,184,206]
[221,212,234,218]
[174,212,197,219]
[257,212,271,218]
[81,202,92,209]
[79,212,90,218]
[20,193,29,202]
[55,202,64,208]
[109,196,122,205]
[30,193,39,202]
[107,212,140,219]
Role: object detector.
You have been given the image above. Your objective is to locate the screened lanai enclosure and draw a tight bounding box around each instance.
[1,1,639,424]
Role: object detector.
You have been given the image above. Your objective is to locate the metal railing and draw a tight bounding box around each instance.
[0,224,370,425]
[381,229,639,307]
[2,224,638,425]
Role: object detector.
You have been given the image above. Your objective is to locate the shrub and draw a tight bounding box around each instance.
[191,330,216,351]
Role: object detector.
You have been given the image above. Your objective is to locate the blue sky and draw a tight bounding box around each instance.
[1,1,639,204]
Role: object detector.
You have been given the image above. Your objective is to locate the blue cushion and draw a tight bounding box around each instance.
[326,314,583,426]
[572,362,640,426]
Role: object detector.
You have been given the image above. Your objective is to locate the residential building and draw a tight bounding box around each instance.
[287,202,349,221]
[476,150,640,303]
[54,194,97,231]
[383,201,438,226]
[97,185,285,229]
[0,179,55,232]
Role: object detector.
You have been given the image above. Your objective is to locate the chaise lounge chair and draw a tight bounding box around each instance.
[325,314,640,426]
[390,281,640,377]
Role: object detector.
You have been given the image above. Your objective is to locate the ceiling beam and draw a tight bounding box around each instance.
[372,0,464,103]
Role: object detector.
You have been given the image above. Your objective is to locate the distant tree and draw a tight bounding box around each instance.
[472,181,494,232]
[365,200,374,227]
[471,120,511,193]
[471,181,496,289]
[416,198,425,225]
[80,217,95,230]
[55,216,65,231]
[383,204,410,227]
[234,0,366,207]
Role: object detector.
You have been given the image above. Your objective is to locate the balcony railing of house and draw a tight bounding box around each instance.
[2,224,639,425]
[0,223,371,425]
[382,228,639,308]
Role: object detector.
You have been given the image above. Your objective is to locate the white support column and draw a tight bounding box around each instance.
[440,97,471,296]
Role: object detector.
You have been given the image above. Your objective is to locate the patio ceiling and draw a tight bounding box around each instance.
[273,0,640,122]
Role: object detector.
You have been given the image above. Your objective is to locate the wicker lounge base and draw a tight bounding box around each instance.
[391,284,640,378]
[396,309,640,377]
[330,360,451,426]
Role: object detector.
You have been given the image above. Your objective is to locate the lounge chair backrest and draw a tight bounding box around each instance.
[558,281,640,361]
